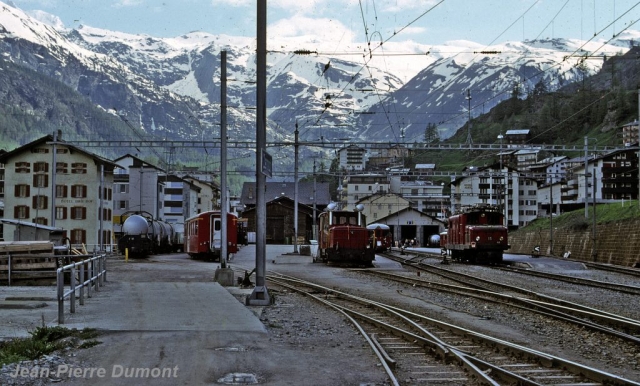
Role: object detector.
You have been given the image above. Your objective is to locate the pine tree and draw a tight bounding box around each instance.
[424,123,439,143]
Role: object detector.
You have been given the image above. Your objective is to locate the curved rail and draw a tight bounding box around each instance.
[495,265,640,295]
[378,252,640,342]
[267,273,639,386]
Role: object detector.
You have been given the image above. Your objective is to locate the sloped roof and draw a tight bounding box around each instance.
[240,181,331,206]
[505,129,530,135]
[375,206,446,226]
[0,134,119,171]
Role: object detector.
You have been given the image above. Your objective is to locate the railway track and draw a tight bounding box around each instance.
[494,265,640,295]
[580,261,640,277]
[398,248,640,292]
[267,273,640,386]
[377,252,640,343]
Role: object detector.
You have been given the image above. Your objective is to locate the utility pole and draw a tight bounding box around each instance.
[247,0,270,306]
[50,131,58,227]
[220,50,228,269]
[465,89,472,147]
[312,160,317,241]
[584,136,589,218]
[293,123,299,253]
[214,50,234,285]
[592,173,597,261]
[549,181,553,256]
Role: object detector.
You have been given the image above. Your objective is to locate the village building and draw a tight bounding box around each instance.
[0,133,118,250]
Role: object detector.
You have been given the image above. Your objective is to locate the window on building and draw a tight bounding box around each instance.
[57,148,69,154]
[71,162,88,174]
[99,208,112,221]
[70,229,86,244]
[101,230,112,247]
[118,201,128,210]
[71,206,87,220]
[105,188,112,200]
[118,184,129,193]
[32,195,48,210]
[34,162,48,173]
[33,217,48,226]
[354,185,359,191]
[71,185,87,198]
[55,185,68,198]
[56,162,68,174]
[56,207,67,220]
[33,174,48,188]
[31,148,49,154]
[15,184,30,197]
[15,162,30,173]
[14,205,30,219]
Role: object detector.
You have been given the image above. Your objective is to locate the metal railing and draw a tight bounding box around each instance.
[56,253,107,324]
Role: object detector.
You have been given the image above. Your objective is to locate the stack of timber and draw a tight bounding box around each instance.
[0,241,57,285]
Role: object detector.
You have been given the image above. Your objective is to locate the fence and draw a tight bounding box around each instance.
[56,253,107,324]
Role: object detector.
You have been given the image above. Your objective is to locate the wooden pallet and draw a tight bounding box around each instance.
[0,251,59,285]
[0,241,54,255]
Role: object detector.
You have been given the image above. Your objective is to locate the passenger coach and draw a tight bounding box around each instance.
[184,211,238,261]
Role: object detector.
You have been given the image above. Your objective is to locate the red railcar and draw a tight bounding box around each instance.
[444,204,508,264]
[317,209,375,266]
[184,211,238,261]
[366,223,392,252]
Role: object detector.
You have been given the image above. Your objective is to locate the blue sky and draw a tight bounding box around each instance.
[10,0,640,48]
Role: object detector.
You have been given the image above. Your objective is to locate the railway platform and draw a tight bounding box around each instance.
[0,244,316,385]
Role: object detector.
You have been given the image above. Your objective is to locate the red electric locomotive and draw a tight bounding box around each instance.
[366,223,392,252]
[317,205,375,266]
[184,211,238,261]
[443,204,509,264]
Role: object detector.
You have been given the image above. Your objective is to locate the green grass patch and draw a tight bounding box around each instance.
[521,200,640,231]
[0,326,101,366]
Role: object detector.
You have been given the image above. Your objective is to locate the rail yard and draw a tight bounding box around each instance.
[1,245,639,385]
[254,247,640,385]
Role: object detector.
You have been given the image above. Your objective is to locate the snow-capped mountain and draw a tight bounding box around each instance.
[360,36,639,142]
[0,0,638,153]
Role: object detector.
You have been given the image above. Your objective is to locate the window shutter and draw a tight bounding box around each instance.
[32,196,37,208]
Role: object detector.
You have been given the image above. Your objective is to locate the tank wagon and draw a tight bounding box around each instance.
[117,213,179,257]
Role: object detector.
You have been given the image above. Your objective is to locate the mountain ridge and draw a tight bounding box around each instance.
[0,0,638,163]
